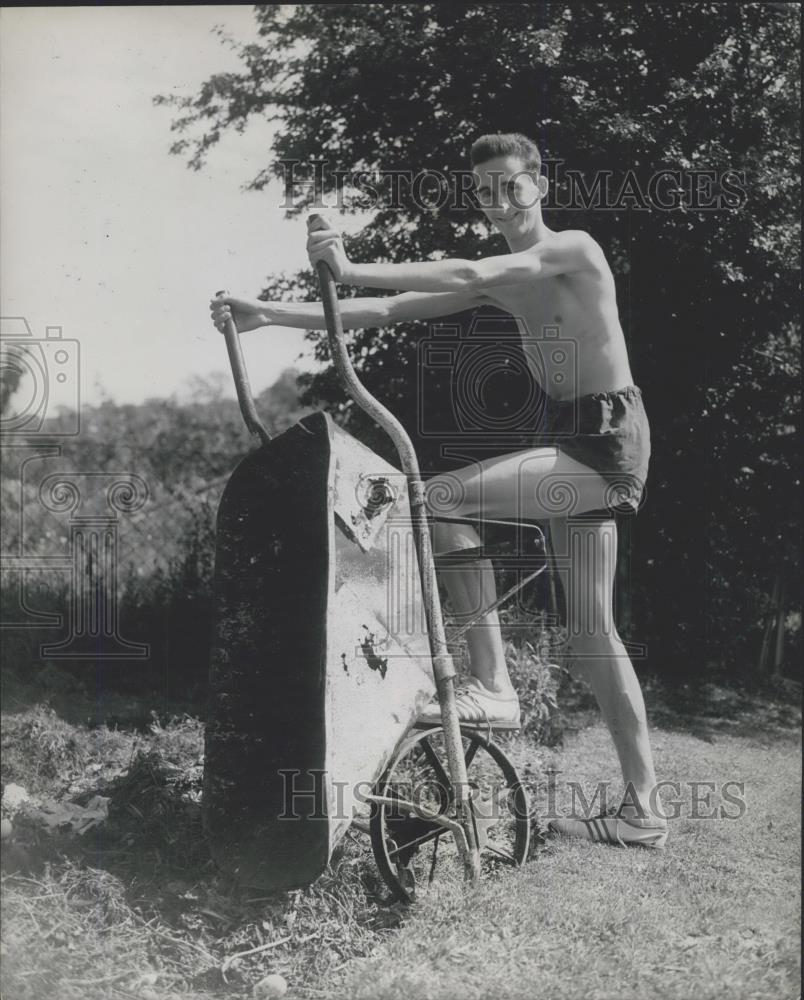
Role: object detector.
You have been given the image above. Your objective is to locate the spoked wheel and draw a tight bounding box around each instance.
[369,726,530,903]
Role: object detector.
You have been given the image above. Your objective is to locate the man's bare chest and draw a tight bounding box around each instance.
[486,278,583,340]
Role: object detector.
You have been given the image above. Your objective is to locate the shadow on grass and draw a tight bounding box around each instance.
[549,666,802,746]
[1,708,407,999]
[641,674,802,742]
[1,658,206,731]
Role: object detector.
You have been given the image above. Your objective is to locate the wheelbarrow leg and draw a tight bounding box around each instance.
[406,472,481,883]
[436,677,482,881]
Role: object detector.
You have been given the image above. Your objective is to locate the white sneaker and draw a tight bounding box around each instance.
[548,814,668,849]
[417,677,521,729]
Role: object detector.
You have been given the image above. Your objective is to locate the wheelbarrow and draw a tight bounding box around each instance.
[203,223,548,901]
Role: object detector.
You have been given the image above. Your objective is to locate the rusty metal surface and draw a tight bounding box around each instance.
[326,424,433,850]
[203,412,433,889]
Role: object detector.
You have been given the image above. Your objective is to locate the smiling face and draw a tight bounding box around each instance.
[472,154,547,241]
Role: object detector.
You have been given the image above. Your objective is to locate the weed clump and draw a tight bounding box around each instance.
[1,705,132,797]
[105,715,206,876]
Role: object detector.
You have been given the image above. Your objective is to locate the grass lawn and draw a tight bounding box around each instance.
[1,683,800,1000]
[336,721,801,1000]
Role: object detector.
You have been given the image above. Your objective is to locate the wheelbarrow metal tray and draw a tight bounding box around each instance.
[203,411,434,889]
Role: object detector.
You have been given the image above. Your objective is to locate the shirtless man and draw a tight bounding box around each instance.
[210,133,667,848]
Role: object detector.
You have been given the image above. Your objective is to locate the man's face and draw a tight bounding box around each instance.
[472,154,545,236]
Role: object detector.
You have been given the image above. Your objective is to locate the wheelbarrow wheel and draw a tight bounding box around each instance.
[369,726,530,904]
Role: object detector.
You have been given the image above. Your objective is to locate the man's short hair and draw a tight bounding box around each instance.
[470,133,542,174]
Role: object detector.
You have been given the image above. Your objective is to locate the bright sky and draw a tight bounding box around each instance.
[0,4,327,408]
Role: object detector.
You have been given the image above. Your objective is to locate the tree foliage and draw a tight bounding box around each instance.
[156,3,801,676]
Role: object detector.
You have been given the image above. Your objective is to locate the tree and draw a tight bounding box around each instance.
[155,3,801,677]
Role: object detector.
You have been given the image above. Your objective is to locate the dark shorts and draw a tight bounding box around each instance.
[539,385,651,515]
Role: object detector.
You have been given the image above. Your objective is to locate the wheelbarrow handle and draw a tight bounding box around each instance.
[310,228,481,884]
[309,216,419,447]
[215,290,272,446]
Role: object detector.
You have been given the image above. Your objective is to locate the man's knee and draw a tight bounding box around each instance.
[567,599,619,643]
[431,517,480,556]
[567,631,627,664]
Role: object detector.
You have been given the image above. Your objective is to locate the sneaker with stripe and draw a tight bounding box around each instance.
[416,676,521,729]
[547,814,668,849]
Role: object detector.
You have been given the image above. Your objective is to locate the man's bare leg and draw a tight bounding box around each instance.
[570,651,660,819]
[425,449,664,831]
[423,447,606,720]
[554,517,661,823]
[431,518,511,694]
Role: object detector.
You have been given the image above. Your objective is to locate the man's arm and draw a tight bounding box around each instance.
[210,289,483,334]
[272,290,484,326]
[308,224,601,293]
